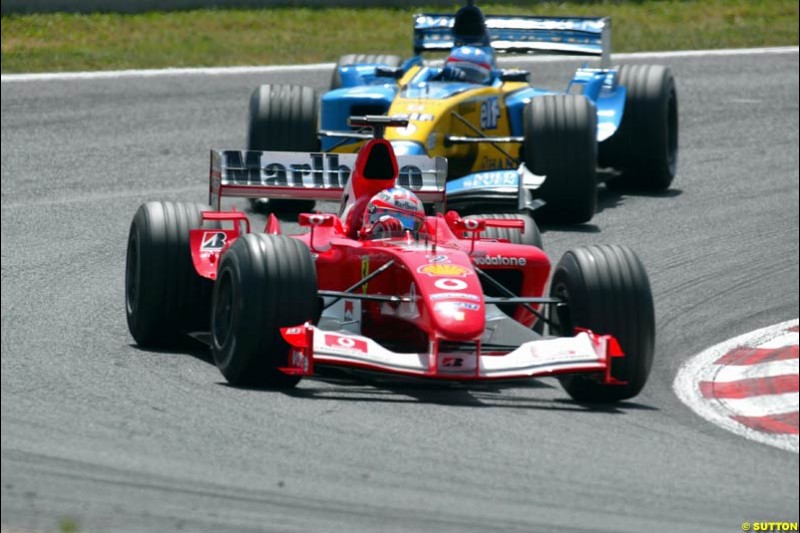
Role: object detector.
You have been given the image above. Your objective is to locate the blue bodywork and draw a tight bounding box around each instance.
[319,11,627,208]
[321,62,627,150]
[501,68,625,140]
[321,85,399,151]
[447,169,520,194]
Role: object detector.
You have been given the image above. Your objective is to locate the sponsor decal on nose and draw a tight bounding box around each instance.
[418,264,470,277]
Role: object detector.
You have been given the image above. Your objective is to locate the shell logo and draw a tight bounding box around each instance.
[417,264,470,277]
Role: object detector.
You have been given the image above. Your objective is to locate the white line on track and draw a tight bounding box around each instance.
[0,186,205,209]
[674,319,799,454]
[2,46,797,83]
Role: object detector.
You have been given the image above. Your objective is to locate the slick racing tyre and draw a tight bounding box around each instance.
[211,234,317,388]
[524,94,597,224]
[550,245,655,402]
[330,54,404,90]
[247,84,319,213]
[465,213,543,249]
[600,64,678,190]
[126,201,215,347]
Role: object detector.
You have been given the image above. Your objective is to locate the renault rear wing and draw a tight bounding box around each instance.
[209,149,448,210]
[413,14,611,68]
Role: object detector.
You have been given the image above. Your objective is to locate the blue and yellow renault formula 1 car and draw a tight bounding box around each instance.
[247,1,678,224]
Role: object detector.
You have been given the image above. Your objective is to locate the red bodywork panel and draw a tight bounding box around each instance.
[192,136,625,382]
[189,211,250,280]
[294,214,550,339]
[196,136,548,338]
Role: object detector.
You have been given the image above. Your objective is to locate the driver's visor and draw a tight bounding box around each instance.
[369,206,424,232]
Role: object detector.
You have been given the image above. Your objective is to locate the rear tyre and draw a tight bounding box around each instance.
[247,84,319,213]
[465,213,542,249]
[524,95,597,224]
[600,65,678,190]
[330,54,404,90]
[211,234,317,388]
[126,201,214,347]
[550,245,655,402]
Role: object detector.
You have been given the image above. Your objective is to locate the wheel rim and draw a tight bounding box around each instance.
[125,231,139,316]
[212,269,235,349]
[551,281,572,336]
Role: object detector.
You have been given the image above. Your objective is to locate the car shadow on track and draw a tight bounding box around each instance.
[278,371,659,413]
[596,183,684,212]
[537,185,684,233]
[135,343,658,413]
[538,222,602,234]
[130,338,215,365]
[133,323,660,411]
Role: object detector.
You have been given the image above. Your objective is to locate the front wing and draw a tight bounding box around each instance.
[280,324,625,383]
[445,165,545,214]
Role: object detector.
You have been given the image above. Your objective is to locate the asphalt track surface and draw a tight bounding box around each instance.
[2,50,798,533]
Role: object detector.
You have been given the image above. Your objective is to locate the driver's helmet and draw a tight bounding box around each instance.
[445,46,494,84]
[362,187,425,238]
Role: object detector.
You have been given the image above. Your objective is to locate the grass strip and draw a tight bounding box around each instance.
[2,1,798,73]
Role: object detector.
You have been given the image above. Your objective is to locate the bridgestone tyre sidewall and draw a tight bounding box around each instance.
[125,201,214,347]
[211,234,317,388]
[602,64,678,190]
[247,84,319,212]
[524,94,597,224]
[330,54,404,90]
[550,245,655,402]
[465,213,543,249]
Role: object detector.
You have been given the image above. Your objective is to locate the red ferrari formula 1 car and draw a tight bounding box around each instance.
[125,116,655,402]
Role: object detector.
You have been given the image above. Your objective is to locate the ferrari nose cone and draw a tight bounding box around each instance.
[431,299,484,341]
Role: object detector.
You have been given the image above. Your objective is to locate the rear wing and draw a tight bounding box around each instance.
[209,149,447,210]
[413,14,611,68]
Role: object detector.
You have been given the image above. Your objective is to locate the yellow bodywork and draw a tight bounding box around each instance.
[332,73,530,179]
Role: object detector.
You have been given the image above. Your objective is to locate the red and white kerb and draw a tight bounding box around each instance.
[675,319,799,453]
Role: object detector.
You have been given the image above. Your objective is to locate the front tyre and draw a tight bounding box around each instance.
[212,234,317,388]
[524,95,597,224]
[550,245,655,402]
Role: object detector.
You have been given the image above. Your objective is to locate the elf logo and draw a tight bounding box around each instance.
[480,97,500,130]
